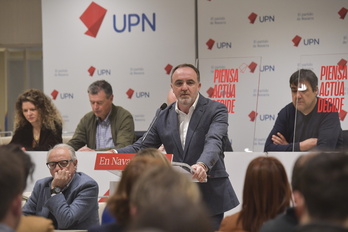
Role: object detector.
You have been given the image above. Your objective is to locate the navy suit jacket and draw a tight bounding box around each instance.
[22,172,99,230]
[117,94,239,215]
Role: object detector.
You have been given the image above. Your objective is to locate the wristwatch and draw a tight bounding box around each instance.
[51,186,62,194]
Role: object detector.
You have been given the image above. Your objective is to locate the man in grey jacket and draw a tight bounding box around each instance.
[22,144,99,230]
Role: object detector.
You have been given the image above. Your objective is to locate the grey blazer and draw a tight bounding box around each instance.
[117,93,239,215]
[22,172,99,230]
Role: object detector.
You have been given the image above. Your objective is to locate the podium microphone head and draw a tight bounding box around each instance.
[160,103,167,110]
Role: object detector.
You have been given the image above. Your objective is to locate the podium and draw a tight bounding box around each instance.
[94,153,199,195]
[94,153,198,195]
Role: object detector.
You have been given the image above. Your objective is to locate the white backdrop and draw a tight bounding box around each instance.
[42,0,348,152]
[197,0,348,151]
[42,0,196,133]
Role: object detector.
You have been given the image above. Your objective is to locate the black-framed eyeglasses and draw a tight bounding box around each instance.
[46,160,73,170]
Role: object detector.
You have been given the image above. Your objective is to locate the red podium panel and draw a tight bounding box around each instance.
[94,153,173,171]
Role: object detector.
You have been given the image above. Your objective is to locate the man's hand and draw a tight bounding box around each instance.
[299,138,317,151]
[77,146,94,151]
[191,163,207,183]
[51,169,72,189]
[272,132,289,145]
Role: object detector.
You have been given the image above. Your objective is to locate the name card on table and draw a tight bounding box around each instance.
[94,153,173,171]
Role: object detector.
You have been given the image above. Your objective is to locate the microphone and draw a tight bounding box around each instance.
[141,103,167,143]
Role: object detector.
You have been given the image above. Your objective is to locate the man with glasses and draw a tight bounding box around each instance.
[22,144,100,230]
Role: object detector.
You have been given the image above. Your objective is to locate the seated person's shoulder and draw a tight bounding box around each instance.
[17,215,54,232]
[115,105,132,115]
[77,172,98,185]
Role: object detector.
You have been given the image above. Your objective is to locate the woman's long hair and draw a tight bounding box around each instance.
[14,89,62,133]
[237,156,292,232]
[107,156,166,226]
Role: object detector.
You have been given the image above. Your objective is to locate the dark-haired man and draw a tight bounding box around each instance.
[0,144,35,232]
[295,151,348,232]
[113,64,238,230]
[264,69,343,152]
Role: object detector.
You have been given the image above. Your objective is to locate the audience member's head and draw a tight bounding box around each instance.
[135,148,171,167]
[107,156,169,227]
[0,144,34,230]
[298,151,348,227]
[286,153,317,222]
[87,80,114,121]
[128,166,212,232]
[238,156,292,232]
[14,88,62,132]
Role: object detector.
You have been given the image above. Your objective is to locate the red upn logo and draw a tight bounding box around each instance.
[206,39,215,50]
[338,7,347,19]
[51,90,59,100]
[248,62,257,73]
[248,111,258,122]
[292,35,302,47]
[126,88,135,99]
[248,12,258,24]
[339,110,347,121]
[80,2,107,38]
[164,64,173,75]
[88,66,96,76]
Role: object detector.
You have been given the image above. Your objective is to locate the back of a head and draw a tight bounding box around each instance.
[129,196,212,232]
[129,166,212,232]
[135,148,171,167]
[300,151,348,224]
[0,144,34,221]
[291,153,317,191]
[108,156,169,226]
[240,156,292,232]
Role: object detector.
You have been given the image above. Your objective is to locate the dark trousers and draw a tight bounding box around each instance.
[211,213,224,231]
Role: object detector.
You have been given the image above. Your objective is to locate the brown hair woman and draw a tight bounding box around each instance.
[219,156,292,232]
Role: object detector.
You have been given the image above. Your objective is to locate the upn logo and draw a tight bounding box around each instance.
[88,66,111,77]
[51,90,74,100]
[338,7,347,19]
[80,2,107,38]
[206,38,232,50]
[248,12,275,24]
[292,35,320,47]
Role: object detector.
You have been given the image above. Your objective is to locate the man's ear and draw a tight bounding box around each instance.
[11,194,23,217]
[293,190,309,224]
[129,204,137,217]
[314,86,318,94]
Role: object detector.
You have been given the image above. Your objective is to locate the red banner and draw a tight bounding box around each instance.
[94,153,173,170]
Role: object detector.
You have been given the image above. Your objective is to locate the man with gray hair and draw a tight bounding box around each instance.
[68,80,135,151]
[22,144,99,230]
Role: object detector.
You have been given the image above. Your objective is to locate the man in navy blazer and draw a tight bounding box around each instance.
[115,63,239,230]
[22,144,99,230]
